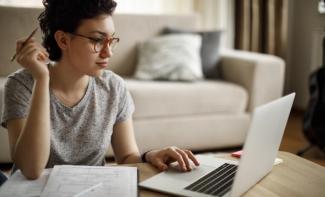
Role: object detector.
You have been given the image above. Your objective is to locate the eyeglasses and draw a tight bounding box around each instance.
[70,33,120,53]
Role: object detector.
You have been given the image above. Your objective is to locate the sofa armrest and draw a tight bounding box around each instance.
[219,49,285,112]
[0,78,12,163]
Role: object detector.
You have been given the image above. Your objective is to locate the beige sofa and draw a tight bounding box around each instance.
[0,6,285,163]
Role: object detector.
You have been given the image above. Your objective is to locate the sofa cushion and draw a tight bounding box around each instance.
[162,27,222,79]
[134,34,203,81]
[125,79,248,119]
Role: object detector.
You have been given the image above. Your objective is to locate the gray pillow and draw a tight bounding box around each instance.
[134,34,203,81]
[162,27,222,79]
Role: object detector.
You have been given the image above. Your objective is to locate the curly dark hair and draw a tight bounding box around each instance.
[38,0,117,61]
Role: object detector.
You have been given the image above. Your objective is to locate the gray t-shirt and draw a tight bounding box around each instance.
[1,69,134,168]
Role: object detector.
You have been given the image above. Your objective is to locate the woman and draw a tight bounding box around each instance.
[1,0,199,180]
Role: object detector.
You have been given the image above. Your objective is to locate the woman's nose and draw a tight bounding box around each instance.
[99,45,113,59]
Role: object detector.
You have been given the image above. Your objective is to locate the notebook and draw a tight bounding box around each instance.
[139,93,295,197]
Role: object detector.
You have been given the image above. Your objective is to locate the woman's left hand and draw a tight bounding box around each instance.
[145,146,200,172]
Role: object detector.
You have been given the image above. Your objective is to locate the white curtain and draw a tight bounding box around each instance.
[116,0,234,48]
[194,0,234,48]
[116,0,195,14]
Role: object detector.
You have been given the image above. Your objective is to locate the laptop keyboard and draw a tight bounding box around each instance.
[184,163,238,196]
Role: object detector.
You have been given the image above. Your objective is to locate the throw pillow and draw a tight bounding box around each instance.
[162,27,222,79]
[134,34,203,81]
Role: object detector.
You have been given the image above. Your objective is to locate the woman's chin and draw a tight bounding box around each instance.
[89,69,104,77]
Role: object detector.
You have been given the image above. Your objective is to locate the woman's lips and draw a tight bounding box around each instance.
[96,62,108,68]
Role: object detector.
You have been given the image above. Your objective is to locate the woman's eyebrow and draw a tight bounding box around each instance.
[89,30,116,37]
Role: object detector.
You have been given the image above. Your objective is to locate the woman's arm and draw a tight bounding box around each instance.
[111,118,142,164]
[7,76,50,180]
[6,38,51,180]
[111,118,200,171]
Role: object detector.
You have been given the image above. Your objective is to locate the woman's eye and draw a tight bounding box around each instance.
[92,38,104,43]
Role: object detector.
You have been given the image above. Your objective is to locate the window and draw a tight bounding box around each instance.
[0,0,194,14]
[0,0,234,48]
[0,0,42,7]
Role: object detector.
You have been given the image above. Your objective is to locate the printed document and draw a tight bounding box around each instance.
[0,165,137,197]
[40,165,138,197]
[0,169,51,197]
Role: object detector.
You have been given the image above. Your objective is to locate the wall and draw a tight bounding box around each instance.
[286,0,325,109]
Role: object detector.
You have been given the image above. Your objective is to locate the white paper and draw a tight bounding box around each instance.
[40,165,137,197]
[0,169,51,197]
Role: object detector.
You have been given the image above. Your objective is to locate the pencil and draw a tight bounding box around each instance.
[10,27,38,62]
[73,182,103,197]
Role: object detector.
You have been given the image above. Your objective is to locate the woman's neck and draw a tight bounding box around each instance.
[48,61,90,107]
[49,61,89,93]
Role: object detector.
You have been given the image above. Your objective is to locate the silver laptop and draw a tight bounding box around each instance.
[139,93,295,197]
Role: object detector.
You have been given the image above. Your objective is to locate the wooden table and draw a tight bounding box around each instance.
[127,151,325,197]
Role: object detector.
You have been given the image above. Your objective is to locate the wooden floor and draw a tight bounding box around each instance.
[279,110,325,166]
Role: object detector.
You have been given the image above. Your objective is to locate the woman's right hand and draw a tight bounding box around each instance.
[16,37,50,79]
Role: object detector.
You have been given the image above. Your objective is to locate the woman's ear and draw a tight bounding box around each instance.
[54,30,69,50]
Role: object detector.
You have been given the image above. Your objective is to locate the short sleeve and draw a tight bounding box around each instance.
[1,74,33,128]
[115,80,135,123]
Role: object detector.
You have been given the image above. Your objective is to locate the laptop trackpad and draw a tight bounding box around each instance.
[168,164,217,182]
